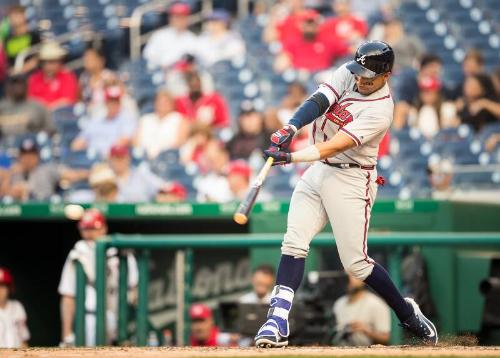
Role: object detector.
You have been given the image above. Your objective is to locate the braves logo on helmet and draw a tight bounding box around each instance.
[356,55,367,65]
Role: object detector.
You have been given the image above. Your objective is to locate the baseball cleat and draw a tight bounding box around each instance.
[255,319,288,348]
[400,297,438,345]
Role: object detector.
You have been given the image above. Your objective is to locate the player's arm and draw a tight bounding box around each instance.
[265,131,356,164]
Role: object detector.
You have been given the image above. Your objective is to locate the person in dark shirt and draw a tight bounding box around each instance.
[226,107,266,160]
[457,74,499,132]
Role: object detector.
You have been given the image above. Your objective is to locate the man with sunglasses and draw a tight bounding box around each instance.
[255,41,438,348]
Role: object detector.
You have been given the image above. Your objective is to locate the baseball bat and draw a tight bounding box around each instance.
[233,156,274,225]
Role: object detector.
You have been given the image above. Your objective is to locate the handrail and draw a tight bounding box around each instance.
[129,0,209,61]
[13,28,101,73]
[90,231,500,345]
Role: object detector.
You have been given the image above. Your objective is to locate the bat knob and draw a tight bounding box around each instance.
[233,213,248,225]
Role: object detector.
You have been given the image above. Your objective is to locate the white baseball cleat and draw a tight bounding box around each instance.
[254,318,289,348]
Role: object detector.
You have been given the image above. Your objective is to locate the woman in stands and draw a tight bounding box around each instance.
[457,74,500,132]
[407,76,457,139]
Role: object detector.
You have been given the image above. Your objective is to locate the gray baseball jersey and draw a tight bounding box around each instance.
[281,64,394,281]
[311,63,393,166]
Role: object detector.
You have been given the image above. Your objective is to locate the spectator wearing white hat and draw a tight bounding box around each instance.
[27,41,79,110]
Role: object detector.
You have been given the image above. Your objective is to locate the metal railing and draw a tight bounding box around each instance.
[13,29,102,73]
[73,231,500,346]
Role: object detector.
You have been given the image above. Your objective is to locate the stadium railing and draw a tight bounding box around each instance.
[73,232,500,347]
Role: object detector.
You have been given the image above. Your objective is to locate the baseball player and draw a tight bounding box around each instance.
[255,41,438,347]
[58,209,138,346]
[0,267,30,348]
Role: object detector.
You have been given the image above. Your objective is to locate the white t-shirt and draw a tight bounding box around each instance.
[312,64,394,166]
[143,27,198,68]
[195,173,233,203]
[333,291,390,346]
[196,31,246,67]
[58,240,138,313]
[238,291,271,304]
[0,300,30,348]
[136,111,185,159]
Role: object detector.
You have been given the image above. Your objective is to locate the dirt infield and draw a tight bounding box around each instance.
[2,346,500,358]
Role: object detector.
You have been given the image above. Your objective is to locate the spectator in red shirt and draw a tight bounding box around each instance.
[263,0,305,46]
[189,304,239,346]
[27,42,79,110]
[275,10,349,73]
[175,70,230,128]
[320,0,368,47]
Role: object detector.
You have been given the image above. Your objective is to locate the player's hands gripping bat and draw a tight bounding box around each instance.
[233,156,274,225]
[263,146,292,166]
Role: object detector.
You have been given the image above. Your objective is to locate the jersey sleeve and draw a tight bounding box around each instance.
[15,301,30,342]
[58,256,76,297]
[339,111,392,146]
[317,64,352,106]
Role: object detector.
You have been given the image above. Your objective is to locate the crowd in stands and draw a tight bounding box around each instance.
[0,0,498,204]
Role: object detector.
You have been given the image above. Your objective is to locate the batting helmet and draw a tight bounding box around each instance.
[0,267,14,291]
[78,208,106,230]
[346,40,394,78]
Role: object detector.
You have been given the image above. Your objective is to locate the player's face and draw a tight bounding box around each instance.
[80,227,107,241]
[252,271,275,299]
[0,284,9,305]
[190,318,213,341]
[354,73,388,95]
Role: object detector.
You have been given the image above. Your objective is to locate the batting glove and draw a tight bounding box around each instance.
[264,146,292,166]
[270,125,297,150]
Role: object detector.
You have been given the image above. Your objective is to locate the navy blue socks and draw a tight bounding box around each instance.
[364,262,414,322]
[276,255,305,291]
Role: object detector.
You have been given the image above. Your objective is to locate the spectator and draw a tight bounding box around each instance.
[180,123,214,168]
[427,159,453,199]
[71,85,137,157]
[79,47,117,117]
[156,181,188,203]
[195,140,232,203]
[320,0,368,47]
[0,42,7,96]
[189,303,239,346]
[108,144,167,203]
[0,73,55,137]
[226,107,266,160]
[457,74,500,132]
[0,267,29,348]
[332,274,390,346]
[3,138,87,201]
[408,76,458,139]
[175,71,230,128]
[1,6,40,70]
[227,160,251,201]
[27,42,79,110]
[265,81,308,127]
[88,163,119,202]
[381,18,424,71]
[492,67,500,97]
[143,2,197,69]
[58,209,138,346]
[263,0,305,45]
[393,54,443,129]
[239,265,275,304]
[448,49,486,100]
[196,9,246,67]
[275,9,349,73]
[135,89,189,160]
